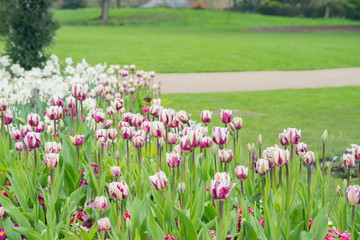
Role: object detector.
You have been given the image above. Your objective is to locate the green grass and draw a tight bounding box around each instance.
[163,86,360,157]
[1,8,360,72]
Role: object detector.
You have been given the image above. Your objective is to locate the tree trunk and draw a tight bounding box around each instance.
[324,5,330,19]
[102,0,109,25]
[117,0,121,8]
[100,0,105,19]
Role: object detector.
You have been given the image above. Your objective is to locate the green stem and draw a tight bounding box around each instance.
[306,166,311,232]
[157,139,159,171]
[351,205,355,238]
[262,177,266,233]
[347,168,351,187]
[126,140,129,168]
[50,169,54,195]
[322,143,325,175]
[138,148,141,174]
[121,200,124,239]
[0,112,4,139]
[77,146,80,172]
[218,201,224,240]
[286,164,290,213]
[98,151,102,195]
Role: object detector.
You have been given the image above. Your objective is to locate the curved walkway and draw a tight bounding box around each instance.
[158,68,360,94]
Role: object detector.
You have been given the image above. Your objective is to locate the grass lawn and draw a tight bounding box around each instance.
[1,8,360,72]
[163,86,360,157]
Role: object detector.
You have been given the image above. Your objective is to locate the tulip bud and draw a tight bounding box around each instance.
[343,154,355,169]
[295,142,307,156]
[321,129,328,143]
[177,183,183,194]
[235,165,248,180]
[95,129,108,142]
[167,132,179,145]
[51,96,64,107]
[211,144,218,155]
[109,180,129,201]
[150,121,164,138]
[212,127,229,146]
[187,129,201,148]
[24,132,42,150]
[346,185,360,205]
[200,136,212,149]
[44,153,59,169]
[66,96,76,109]
[98,217,111,231]
[251,143,256,154]
[46,106,63,121]
[257,134,263,146]
[149,171,168,191]
[35,121,46,133]
[220,109,232,124]
[110,166,122,178]
[272,148,289,166]
[159,108,174,127]
[219,149,233,163]
[246,143,251,152]
[336,185,342,196]
[227,122,235,131]
[256,159,270,176]
[180,136,192,153]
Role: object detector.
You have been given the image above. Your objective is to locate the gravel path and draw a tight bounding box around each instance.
[157,68,360,94]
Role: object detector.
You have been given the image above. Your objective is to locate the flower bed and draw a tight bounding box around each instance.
[0,55,359,240]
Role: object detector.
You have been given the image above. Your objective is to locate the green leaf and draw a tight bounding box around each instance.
[13,227,44,240]
[174,207,197,239]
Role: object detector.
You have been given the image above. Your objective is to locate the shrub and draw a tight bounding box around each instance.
[1,0,58,70]
[258,0,300,16]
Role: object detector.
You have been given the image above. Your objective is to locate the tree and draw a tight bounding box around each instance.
[99,0,110,25]
[0,0,58,70]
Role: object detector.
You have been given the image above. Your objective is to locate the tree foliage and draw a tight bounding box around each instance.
[0,0,58,70]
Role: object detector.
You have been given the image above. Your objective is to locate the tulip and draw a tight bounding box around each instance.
[343,154,355,169]
[51,96,64,107]
[167,132,179,145]
[131,113,143,128]
[180,136,192,153]
[295,142,307,156]
[303,151,315,165]
[11,130,21,141]
[149,104,162,118]
[212,127,229,146]
[210,172,236,200]
[72,84,84,100]
[346,185,360,237]
[3,111,12,125]
[70,135,85,146]
[44,142,61,154]
[109,181,129,201]
[173,144,181,154]
[93,111,105,124]
[141,121,151,133]
[160,108,174,126]
[166,152,180,168]
[235,165,248,180]
[187,129,201,148]
[353,145,360,160]
[94,196,108,210]
[110,166,121,178]
[98,217,111,231]
[46,106,63,121]
[152,98,161,106]
[219,149,233,163]
[149,171,168,191]
[201,110,212,124]
[121,127,134,140]
[111,98,124,111]
[24,132,41,151]
[200,136,212,148]
[107,128,118,140]
[15,141,25,152]
[107,106,117,116]
[256,159,270,176]
[133,135,144,148]
[27,113,40,127]
[118,121,130,131]
[35,121,46,133]
[0,205,4,219]
[177,110,190,123]
[282,128,301,145]
[66,96,76,109]
[257,134,263,146]
[279,132,290,146]
[169,116,179,128]
[150,121,164,138]
[44,153,59,169]
[346,185,360,205]
[0,98,7,112]
[272,148,289,166]
[220,109,232,124]
[20,125,32,138]
[95,129,108,142]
